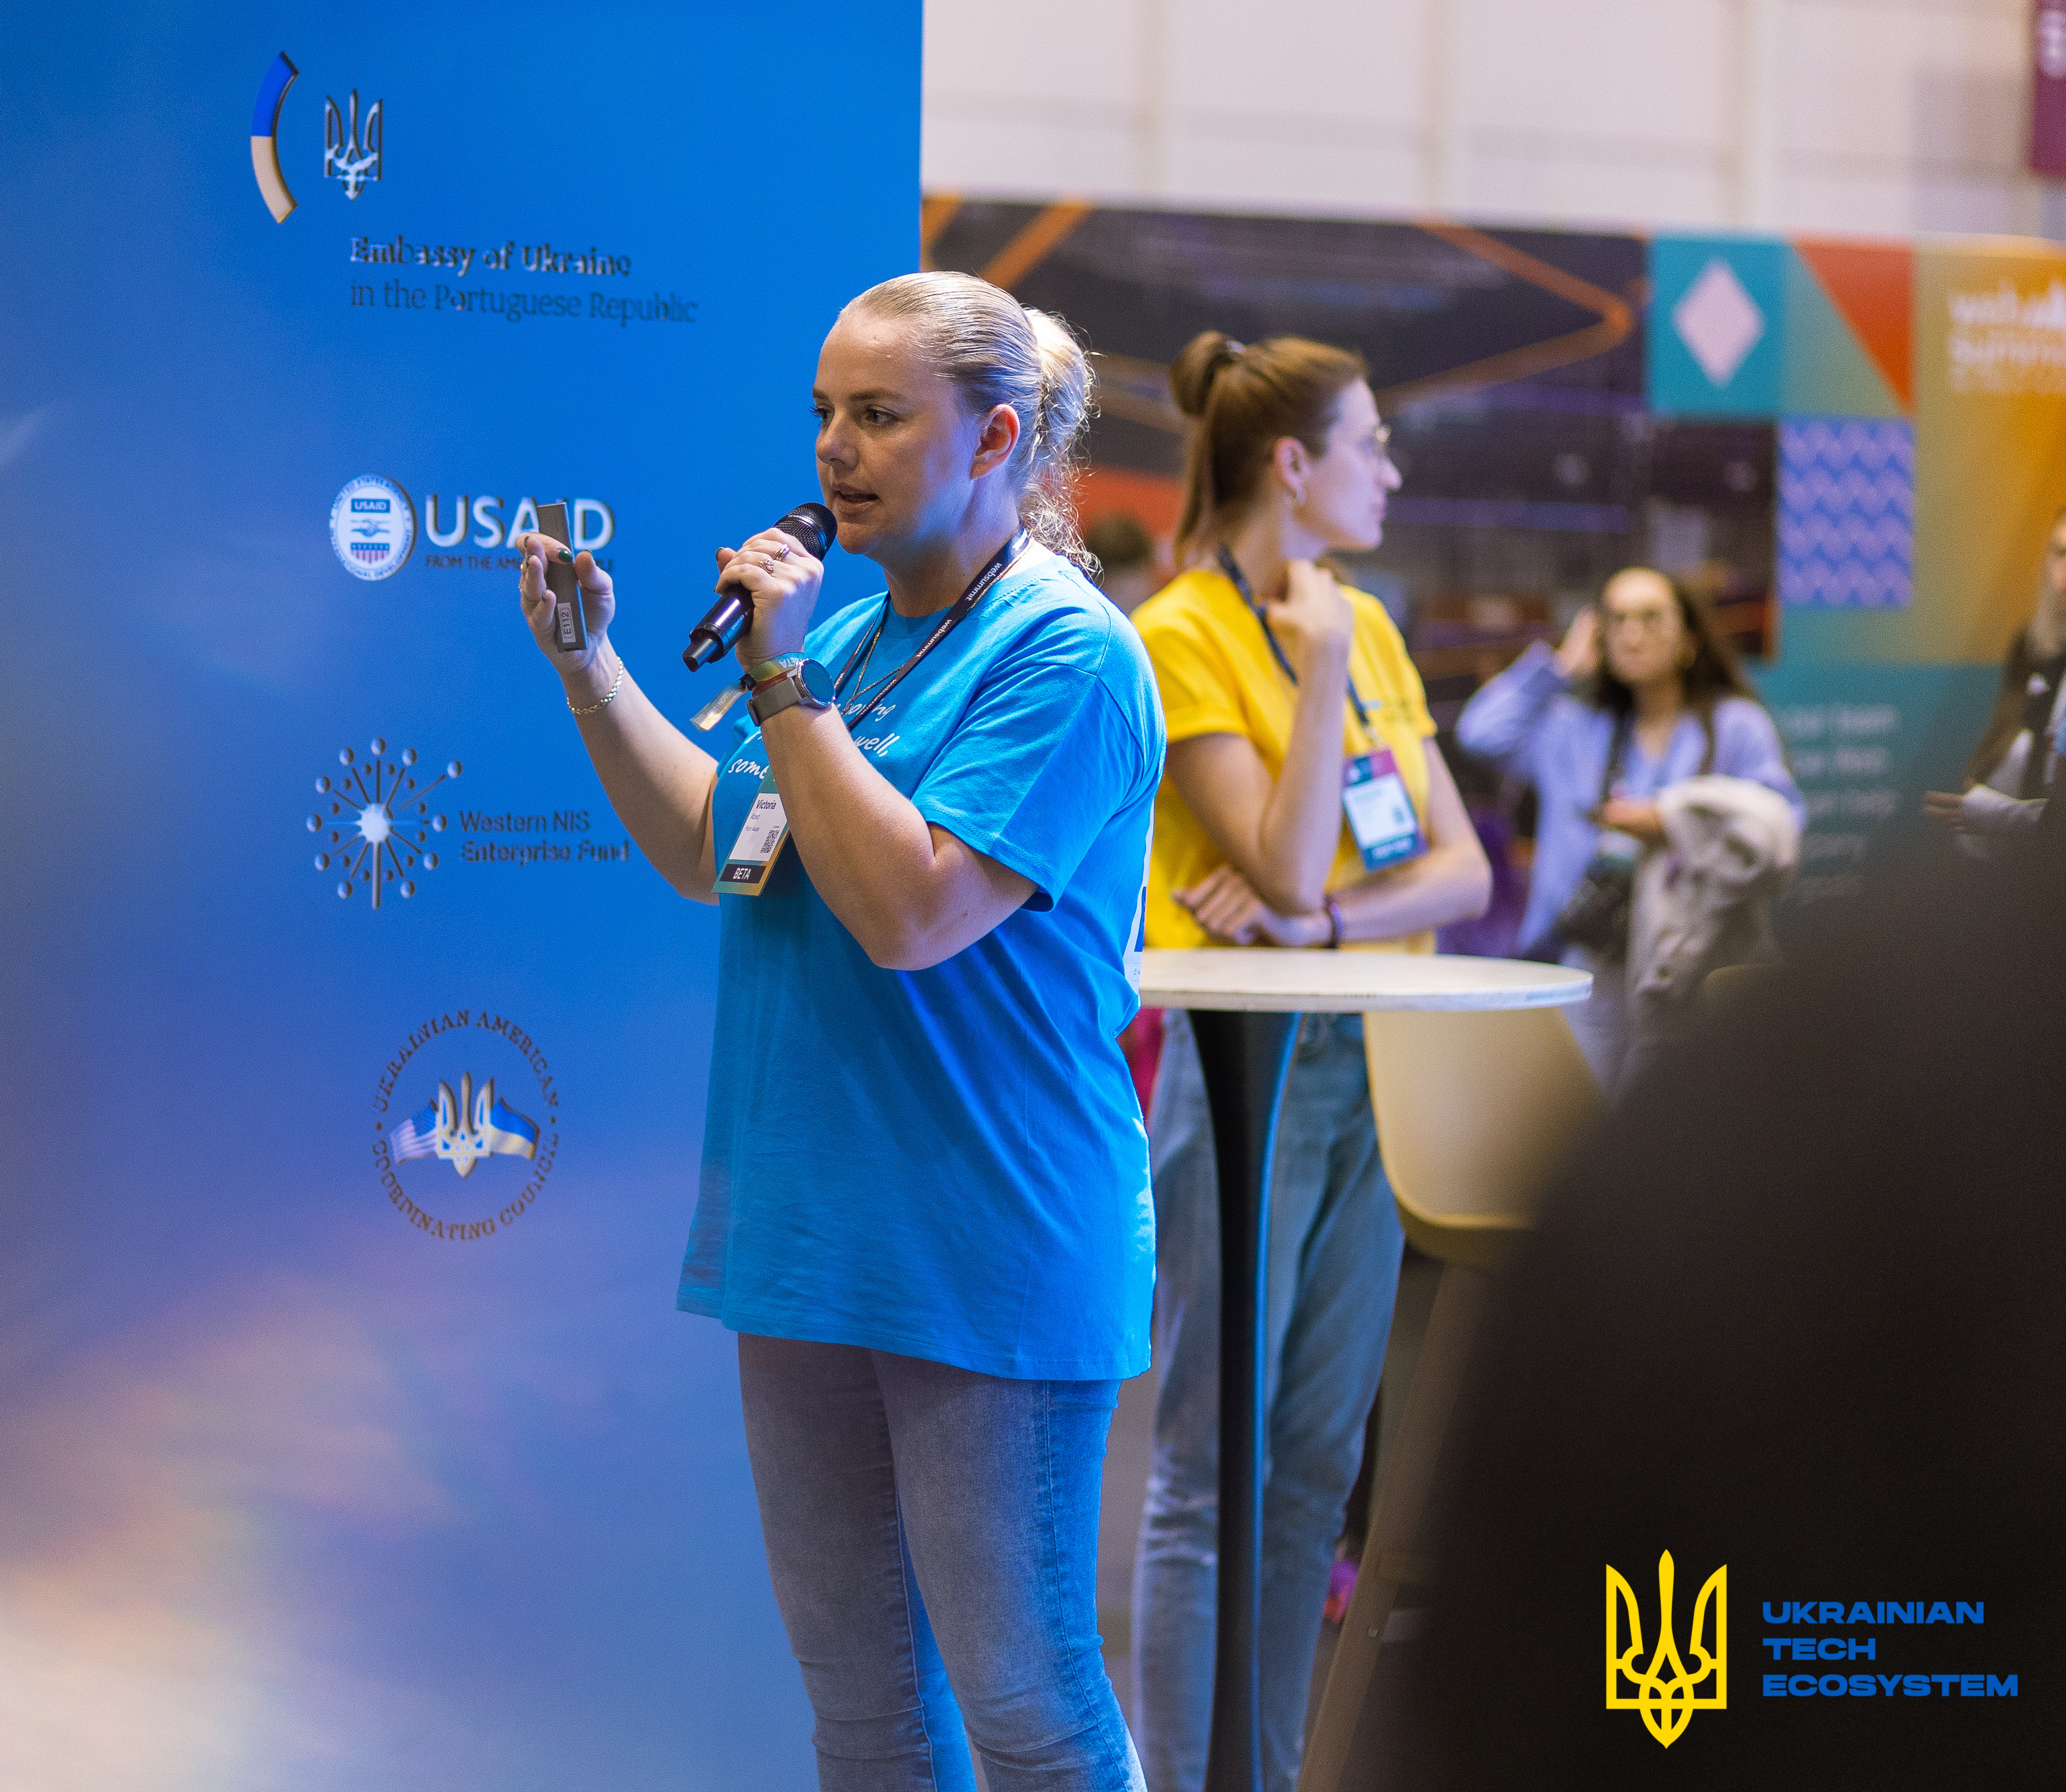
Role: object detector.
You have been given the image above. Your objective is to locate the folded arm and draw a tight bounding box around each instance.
[1164,651,1360,915]
[1177,743,1491,947]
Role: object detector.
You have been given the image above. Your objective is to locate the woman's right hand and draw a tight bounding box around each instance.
[517,533,617,692]
[1555,605,1600,680]
[714,528,827,667]
[1264,559,1355,681]
[1177,864,1329,948]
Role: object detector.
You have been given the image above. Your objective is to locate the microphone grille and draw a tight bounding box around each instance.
[778,503,837,559]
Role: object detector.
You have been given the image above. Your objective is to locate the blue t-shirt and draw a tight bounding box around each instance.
[677,546,1167,1380]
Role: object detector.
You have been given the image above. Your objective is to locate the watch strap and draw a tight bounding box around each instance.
[747,659,833,726]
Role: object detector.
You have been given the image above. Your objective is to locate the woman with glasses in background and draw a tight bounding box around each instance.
[1129,332,1490,1792]
[1457,566,1802,1092]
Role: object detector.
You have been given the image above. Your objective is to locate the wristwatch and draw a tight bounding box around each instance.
[746,657,835,725]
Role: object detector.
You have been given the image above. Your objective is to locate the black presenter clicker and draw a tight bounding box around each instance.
[537,500,588,654]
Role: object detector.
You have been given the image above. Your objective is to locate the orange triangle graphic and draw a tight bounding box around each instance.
[1793,239,1913,410]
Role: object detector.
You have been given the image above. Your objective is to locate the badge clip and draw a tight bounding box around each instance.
[691,680,749,732]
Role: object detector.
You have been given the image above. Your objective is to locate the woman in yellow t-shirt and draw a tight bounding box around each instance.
[1128,332,1489,1792]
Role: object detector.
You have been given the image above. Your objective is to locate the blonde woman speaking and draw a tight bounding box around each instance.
[519,272,1162,1791]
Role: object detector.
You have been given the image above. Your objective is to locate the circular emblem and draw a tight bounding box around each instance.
[372,1007,562,1242]
[330,474,417,580]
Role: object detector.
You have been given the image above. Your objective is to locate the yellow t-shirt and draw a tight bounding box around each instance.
[1132,564,1439,953]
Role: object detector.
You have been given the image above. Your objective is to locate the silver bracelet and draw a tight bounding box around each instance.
[567,657,626,717]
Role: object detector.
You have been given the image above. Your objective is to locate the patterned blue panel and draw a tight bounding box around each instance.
[1778,418,1915,608]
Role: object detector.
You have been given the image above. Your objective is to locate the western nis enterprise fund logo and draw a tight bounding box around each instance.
[309,735,459,907]
[1606,1552,1726,1748]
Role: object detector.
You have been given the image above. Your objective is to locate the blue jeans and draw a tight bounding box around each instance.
[1130,1011,1405,1792]
[738,1335,1146,1792]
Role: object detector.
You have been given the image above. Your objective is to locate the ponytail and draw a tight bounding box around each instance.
[1170,331,1367,565]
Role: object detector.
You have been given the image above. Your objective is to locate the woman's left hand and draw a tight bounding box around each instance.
[1176,864,1329,947]
[1595,796,1668,846]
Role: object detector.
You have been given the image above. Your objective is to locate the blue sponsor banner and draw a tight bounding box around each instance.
[0,4,916,1787]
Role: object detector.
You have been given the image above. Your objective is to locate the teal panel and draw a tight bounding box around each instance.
[1649,236,1788,417]
[1752,659,2000,929]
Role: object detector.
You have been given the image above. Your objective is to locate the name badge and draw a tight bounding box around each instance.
[1342,749,1424,870]
[716,768,789,895]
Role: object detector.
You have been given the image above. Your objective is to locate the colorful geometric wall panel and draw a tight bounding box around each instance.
[1792,239,1914,411]
[1778,418,1915,608]
[1649,236,1788,416]
[1782,242,1911,419]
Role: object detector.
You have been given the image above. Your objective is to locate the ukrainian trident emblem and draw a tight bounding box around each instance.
[324,89,382,197]
[1605,1553,1727,1746]
[389,1073,538,1179]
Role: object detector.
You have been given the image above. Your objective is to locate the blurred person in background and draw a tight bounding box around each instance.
[1374,854,2064,1787]
[1128,331,1489,1792]
[1922,503,2066,847]
[1088,510,1160,615]
[1456,568,1801,1093]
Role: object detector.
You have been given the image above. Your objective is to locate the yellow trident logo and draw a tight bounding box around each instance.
[1605,1552,1727,1747]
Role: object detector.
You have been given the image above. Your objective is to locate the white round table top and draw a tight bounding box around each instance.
[1137,949,1591,1013]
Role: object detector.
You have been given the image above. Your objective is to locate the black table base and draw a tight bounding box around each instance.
[1187,1008,1302,1792]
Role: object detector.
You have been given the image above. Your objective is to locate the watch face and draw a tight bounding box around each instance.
[799,659,836,704]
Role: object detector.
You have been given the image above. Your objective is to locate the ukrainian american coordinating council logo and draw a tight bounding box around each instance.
[374,1008,561,1240]
[1604,1550,2017,1748]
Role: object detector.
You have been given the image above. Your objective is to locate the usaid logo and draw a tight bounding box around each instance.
[329,474,417,579]
[424,494,615,553]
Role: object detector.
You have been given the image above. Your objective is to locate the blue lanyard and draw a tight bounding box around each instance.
[833,529,1028,732]
[1215,546,1375,733]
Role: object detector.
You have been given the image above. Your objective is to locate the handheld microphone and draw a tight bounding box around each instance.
[682,502,837,670]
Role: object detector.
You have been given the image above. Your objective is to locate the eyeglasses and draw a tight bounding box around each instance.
[1357,424,1397,472]
[1603,607,1677,634]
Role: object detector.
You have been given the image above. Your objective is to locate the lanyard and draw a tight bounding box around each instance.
[832,529,1029,733]
[1216,545,1375,735]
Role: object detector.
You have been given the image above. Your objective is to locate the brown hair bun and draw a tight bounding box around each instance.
[1168,331,1244,419]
